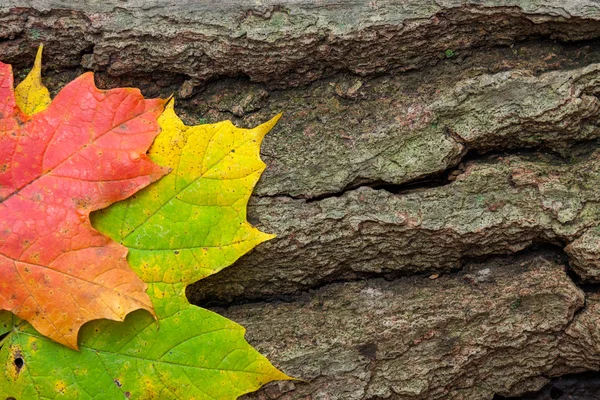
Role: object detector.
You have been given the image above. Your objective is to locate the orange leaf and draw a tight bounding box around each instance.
[0,62,168,349]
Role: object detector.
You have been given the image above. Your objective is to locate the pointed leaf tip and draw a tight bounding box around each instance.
[15,44,51,116]
[253,112,283,143]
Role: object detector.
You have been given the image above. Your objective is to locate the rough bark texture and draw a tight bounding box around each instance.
[4,1,600,399]
[225,252,585,400]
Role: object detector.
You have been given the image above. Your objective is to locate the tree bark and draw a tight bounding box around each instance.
[4,1,600,399]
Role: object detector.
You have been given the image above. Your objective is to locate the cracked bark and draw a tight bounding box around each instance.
[225,251,586,400]
[4,1,600,399]
[190,149,600,304]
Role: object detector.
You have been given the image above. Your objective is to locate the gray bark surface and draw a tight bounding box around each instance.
[3,1,600,399]
[227,252,586,400]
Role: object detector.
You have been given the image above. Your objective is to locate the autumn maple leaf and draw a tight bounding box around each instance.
[0,55,168,349]
[1,48,289,399]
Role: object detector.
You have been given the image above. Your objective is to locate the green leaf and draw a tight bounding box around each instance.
[0,284,287,399]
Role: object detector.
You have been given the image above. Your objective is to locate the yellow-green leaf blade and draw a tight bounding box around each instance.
[92,100,278,285]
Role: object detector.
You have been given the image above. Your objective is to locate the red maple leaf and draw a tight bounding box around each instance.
[0,62,167,349]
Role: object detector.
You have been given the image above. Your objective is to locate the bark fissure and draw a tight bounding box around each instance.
[259,145,589,203]
[5,3,600,89]
[197,244,570,309]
